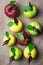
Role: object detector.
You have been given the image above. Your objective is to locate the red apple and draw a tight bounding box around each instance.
[4,1,19,18]
[16,31,31,45]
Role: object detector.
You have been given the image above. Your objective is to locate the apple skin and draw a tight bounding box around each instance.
[27,21,41,36]
[24,45,37,59]
[17,31,31,45]
[23,5,37,18]
[8,19,23,33]
[4,4,19,18]
[9,47,22,60]
[3,33,16,46]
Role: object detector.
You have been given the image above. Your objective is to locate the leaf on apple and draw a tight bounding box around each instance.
[7,21,15,27]
[17,33,25,40]
[5,32,9,38]
[10,0,16,6]
[28,42,35,52]
[24,6,32,12]
[11,47,15,55]
[26,25,35,30]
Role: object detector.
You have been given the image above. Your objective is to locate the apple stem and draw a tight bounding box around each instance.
[14,17,18,24]
[3,39,10,46]
[29,2,32,8]
[35,29,41,34]
[23,31,27,39]
[28,57,32,64]
[9,5,17,12]
[9,56,14,63]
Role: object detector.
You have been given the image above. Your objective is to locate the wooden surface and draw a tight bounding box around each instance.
[0,0,43,65]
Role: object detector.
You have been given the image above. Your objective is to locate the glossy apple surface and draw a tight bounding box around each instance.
[7,18,23,32]
[26,21,41,36]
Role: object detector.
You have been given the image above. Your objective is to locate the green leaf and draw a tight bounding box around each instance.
[24,6,32,12]
[7,22,15,27]
[10,0,16,6]
[11,47,15,55]
[28,42,35,52]
[17,33,25,40]
[26,25,35,30]
[5,32,9,38]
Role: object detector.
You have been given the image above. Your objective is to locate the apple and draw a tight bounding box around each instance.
[4,0,19,18]
[26,21,41,36]
[3,32,16,46]
[16,31,31,45]
[7,18,23,32]
[23,2,38,18]
[9,47,22,62]
[24,42,37,63]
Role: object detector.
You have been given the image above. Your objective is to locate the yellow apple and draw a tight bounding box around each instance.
[7,18,23,32]
[26,21,41,36]
[24,42,37,59]
[3,32,16,46]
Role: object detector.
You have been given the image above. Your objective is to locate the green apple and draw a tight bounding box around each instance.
[24,42,37,59]
[7,18,23,33]
[26,21,41,36]
[9,47,22,62]
[3,32,16,46]
[23,2,37,18]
